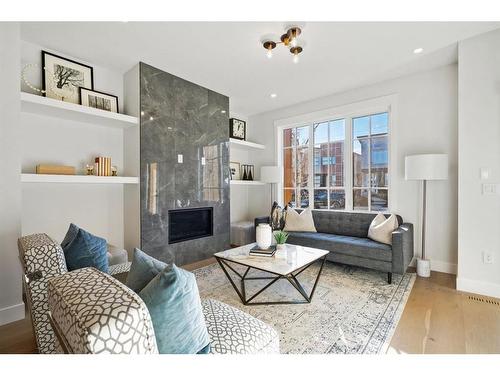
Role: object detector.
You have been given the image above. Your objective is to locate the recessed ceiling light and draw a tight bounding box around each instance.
[270,93,277,98]
[413,48,423,54]
[221,110,226,114]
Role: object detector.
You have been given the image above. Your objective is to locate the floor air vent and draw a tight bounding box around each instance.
[467,295,500,306]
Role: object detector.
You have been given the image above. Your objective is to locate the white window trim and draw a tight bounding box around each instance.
[274,94,397,213]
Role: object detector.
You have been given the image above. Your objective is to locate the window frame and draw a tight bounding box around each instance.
[275,95,394,213]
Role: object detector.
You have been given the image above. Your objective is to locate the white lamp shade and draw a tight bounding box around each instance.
[405,154,448,180]
[260,166,281,183]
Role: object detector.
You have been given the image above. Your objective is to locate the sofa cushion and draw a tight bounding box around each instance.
[202,299,279,354]
[287,231,392,262]
[139,264,210,354]
[61,224,108,273]
[310,210,402,238]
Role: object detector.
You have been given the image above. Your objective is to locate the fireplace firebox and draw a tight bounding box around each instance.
[168,207,214,244]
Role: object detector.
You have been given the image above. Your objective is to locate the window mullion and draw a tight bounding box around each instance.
[327,122,330,209]
[368,117,372,212]
[309,124,314,209]
[346,117,353,211]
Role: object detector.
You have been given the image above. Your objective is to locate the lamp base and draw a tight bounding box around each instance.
[416,258,431,278]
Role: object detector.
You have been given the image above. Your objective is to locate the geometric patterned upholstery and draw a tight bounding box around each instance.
[18,233,280,354]
[48,267,158,354]
[18,233,68,354]
[202,299,279,354]
[109,261,132,276]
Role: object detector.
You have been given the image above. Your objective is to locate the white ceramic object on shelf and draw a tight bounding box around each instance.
[276,244,286,251]
[256,223,272,250]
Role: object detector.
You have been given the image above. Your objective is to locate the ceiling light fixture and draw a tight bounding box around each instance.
[262,26,304,63]
[413,47,423,54]
[270,93,277,98]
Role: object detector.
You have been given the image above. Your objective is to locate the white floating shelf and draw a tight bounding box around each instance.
[229,138,265,150]
[21,174,139,184]
[230,180,266,186]
[21,92,139,129]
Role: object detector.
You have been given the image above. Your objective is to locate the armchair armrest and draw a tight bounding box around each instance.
[254,216,271,229]
[391,223,414,274]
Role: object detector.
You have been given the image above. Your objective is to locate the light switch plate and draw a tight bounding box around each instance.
[480,168,490,180]
[201,157,206,165]
[483,251,494,264]
[482,183,497,195]
[177,154,183,163]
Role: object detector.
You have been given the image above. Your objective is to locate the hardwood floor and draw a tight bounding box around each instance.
[388,270,500,354]
[1,265,499,354]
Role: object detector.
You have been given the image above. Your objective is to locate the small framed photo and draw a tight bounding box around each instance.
[42,51,94,104]
[229,118,246,140]
[230,162,241,180]
[80,88,119,113]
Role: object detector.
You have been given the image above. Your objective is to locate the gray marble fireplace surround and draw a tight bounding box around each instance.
[140,62,230,266]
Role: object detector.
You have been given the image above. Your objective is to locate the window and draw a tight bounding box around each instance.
[352,113,389,211]
[281,110,390,212]
[283,126,310,208]
[313,119,345,210]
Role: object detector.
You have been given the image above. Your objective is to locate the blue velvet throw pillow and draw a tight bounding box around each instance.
[61,223,109,273]
[126,248,167,293]
[139,263,210,354]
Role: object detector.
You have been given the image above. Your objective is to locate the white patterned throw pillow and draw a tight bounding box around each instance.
[283,207,317,232]
[368,213,398,245]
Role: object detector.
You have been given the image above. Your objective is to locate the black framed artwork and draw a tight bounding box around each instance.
[229,118,246,140]
[80,88,119,113]
[42,51,94,104]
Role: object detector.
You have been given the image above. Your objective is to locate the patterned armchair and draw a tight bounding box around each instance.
[18,233,280,354]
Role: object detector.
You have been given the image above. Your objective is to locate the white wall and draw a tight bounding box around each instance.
[0,23,24,325]
[247,64,459,274]
[457,29,500,298]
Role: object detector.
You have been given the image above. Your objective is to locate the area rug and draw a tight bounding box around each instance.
[194,261,415,354]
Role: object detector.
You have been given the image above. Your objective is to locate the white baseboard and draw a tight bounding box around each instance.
[409,257,457,275]
[0,302,25,326]
[456,277,500,299]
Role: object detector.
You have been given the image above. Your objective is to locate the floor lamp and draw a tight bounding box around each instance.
[260,166,281,209]
[405,154,448,277]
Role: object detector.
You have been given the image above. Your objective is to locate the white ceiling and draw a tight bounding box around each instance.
[21,22,499,116]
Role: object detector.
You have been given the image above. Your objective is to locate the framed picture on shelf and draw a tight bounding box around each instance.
[42,51,94,104]
[80,88,119,113]
[229,118,246,140]
[230,162,241,180]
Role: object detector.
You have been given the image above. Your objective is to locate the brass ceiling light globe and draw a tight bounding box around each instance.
[262,40,277,58]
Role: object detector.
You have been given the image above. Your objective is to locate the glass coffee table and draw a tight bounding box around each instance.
[214,243,328,305]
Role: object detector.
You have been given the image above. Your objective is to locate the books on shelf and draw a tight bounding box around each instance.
[36,164,75,175]
[95,156,112,176]
[249,245,277,257]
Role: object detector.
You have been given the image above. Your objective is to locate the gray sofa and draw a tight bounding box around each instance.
[256,210,413,284]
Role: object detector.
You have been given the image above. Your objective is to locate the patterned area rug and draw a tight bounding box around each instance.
[194,261,415,354]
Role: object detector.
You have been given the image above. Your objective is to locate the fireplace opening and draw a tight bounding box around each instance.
[168,207,213,244]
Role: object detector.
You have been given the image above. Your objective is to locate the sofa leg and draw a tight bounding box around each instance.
[387,272,392,284]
